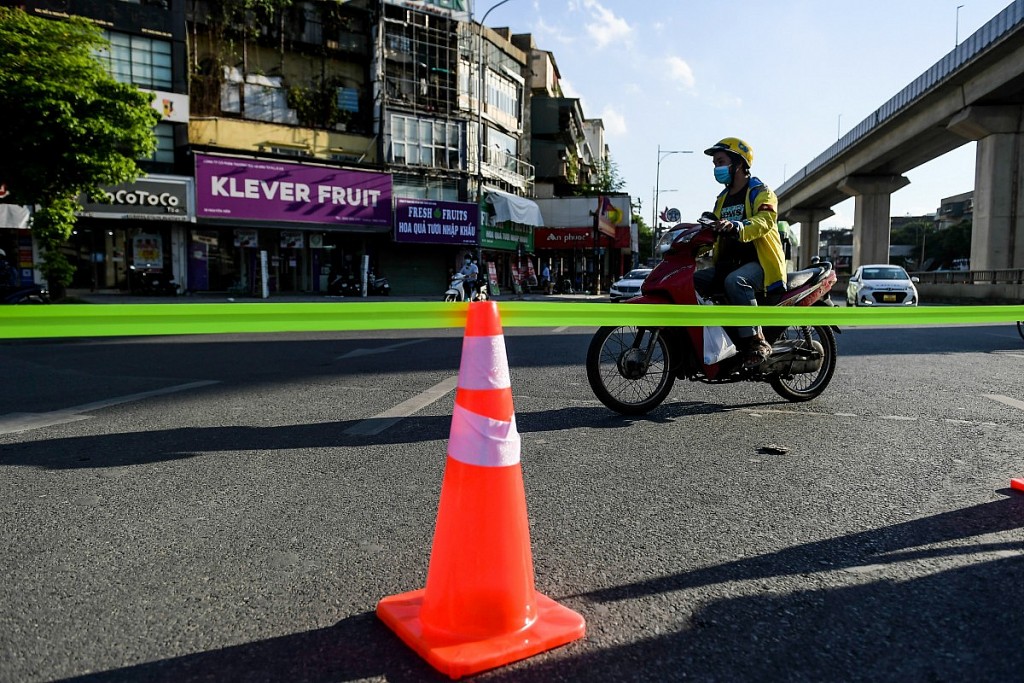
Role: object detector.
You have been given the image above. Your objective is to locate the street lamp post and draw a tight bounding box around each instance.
[475,0,514,202]
[956,4,965,46]
[652,145,692,258]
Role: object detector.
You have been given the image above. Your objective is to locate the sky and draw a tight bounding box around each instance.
[481,0,1015,231]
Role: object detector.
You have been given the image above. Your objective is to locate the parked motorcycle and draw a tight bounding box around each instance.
[328,271,360,296]
[328,270,391,296]
[367,270,391,296]
[128,265,179,296]
[444,273,486,302]
[586,216,840,415]
[0,283,50,304]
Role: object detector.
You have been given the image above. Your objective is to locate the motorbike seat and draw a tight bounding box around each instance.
[786,261,832,290]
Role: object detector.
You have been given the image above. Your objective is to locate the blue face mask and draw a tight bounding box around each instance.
[714,165,732,185]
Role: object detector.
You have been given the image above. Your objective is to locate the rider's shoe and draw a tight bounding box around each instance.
[739,334,772,370]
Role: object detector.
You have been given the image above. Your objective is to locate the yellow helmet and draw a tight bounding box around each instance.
[703,137,754,168]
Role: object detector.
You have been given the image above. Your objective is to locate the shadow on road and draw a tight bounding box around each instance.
[55,611,446,683]
[1,400,764,471]
[51,495,1024,682]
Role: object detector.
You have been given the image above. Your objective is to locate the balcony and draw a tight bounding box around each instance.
[479,146,534,194]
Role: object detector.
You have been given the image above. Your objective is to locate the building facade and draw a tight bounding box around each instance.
[8,0,629,297]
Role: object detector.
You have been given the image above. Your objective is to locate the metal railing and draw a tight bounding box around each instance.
[910,269,1024,285]
[480,146,535,194]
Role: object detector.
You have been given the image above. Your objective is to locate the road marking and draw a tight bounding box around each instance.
[737,408,997,428]
[0,381,220,435]
[983,394,1024,413]
[336,339,426,360]
[553,326,569,333]
[345,375,459,436]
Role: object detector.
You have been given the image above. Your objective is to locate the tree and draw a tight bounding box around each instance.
[0,7,160,298]
[583,155,626,195]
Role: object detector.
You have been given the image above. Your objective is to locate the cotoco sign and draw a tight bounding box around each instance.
[78,176,193,221]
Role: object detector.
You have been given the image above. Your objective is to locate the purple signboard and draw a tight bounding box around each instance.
[194,153,392,227]
[394,198,478,245]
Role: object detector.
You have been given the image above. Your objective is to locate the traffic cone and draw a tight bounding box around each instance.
[377,301,585,679]
[1012,478,1024,492]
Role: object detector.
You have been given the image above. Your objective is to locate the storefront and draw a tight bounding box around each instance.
[534,195,633,293]
[75,175,194,291]
[480,188,543,293]
[0,203,37,287]
[390,197,479,295]
[192,153,392,295]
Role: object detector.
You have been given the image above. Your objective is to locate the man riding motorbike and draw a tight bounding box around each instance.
[694,137,787,369]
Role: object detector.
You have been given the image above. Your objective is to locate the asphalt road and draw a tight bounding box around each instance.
[1,320,1023,682]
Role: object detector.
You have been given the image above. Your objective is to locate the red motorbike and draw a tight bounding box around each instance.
[586,217,840,415]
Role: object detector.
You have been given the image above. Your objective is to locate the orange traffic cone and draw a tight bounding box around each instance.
[1012,478,1024,492]
[377,301,585,679]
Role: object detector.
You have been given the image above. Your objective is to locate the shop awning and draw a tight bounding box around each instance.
[0,204,30,229]
[484,188,544,227]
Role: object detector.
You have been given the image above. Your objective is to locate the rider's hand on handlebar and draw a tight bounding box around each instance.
[711,219,740,237]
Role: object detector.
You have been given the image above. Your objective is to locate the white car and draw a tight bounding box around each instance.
[609,268,652,302]
[846,264,919,306]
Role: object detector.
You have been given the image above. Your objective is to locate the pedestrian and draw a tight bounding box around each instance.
[694,137,787,369]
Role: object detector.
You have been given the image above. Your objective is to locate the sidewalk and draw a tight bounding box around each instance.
[64,288,610,305]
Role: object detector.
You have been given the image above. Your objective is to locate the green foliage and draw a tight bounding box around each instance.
[0,8,160,205]
[592,157,626,193]
[41,250,76,288]
[287,78,350,129]
[925,221,972,269]
[0,7,161,290]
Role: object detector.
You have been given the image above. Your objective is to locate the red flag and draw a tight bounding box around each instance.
[597,196,621,238]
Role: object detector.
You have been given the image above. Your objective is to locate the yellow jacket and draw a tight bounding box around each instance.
[711,177,787,293]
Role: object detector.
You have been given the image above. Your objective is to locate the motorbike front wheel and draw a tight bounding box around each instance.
[586,326,675,415]
[769,325,837,402]
[443,293,458,302]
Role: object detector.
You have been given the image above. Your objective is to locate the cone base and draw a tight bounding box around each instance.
[377,588,586,680]
[1012,478,1024,492]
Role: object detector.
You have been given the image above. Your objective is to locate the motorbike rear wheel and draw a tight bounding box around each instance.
[587,326,675,415]
[444,293,458,302]
[769,325,837,401]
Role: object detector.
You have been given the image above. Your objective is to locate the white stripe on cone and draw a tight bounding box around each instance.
[448,403,521,468]
[457,336,511,391]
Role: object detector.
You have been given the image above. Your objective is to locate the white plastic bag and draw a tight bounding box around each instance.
[696,293,738,365]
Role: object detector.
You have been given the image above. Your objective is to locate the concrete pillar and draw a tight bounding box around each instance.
[838,175,910,268]
[947,105,1024,270]
[785,208,834,269]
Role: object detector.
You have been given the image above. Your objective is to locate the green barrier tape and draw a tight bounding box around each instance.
[1,302,1023,340]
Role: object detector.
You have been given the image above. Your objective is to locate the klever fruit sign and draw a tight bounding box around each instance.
[194,153,392,229]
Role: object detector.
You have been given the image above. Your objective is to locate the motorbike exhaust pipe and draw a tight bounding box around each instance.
[764,340,824,374]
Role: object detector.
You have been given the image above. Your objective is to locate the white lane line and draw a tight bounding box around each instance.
[345,375,459,436]
[553,326,569,333]
[983,394,1024,412]
[0,381,220,435]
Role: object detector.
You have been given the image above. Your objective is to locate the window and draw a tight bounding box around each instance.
[337,87,359,114]
[151,122,174,163]
[97,31,172,89]
[388,113,463,171]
